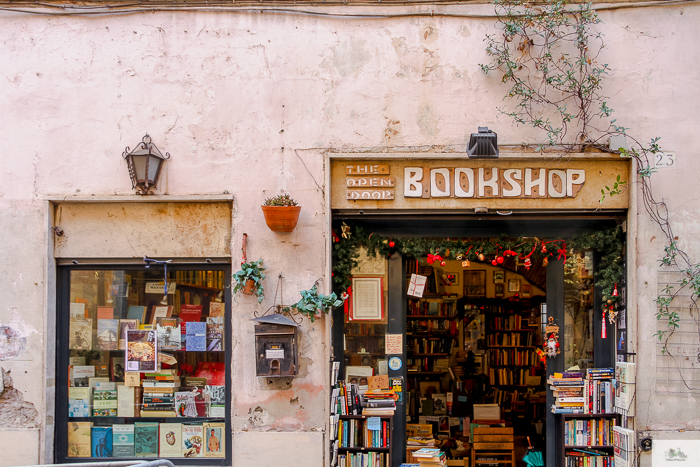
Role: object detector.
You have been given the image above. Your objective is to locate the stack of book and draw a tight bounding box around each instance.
[412,448,446,467]
[584,368,614,414]
[141,370,180,417]
[361,389,396,416]
[548,371,585,414]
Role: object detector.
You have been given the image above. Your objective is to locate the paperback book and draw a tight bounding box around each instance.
[67,421,92,457]
[186,322,207,352]
[126,329,157,372]
[68,387,91,417]
[203,422,225,458]
[93,389,118,416]
[159,423,183,457]
[69,318,93,350]
[208,302,224,318]
[206,317,224,351]
[134,422,159,457]
[157,317,181,351]
[118,319,138,350]
[175,391,199,417]
[70,365,95,387]
[182,424,204,458]
[113,424,135,457]
[91,425,113,457]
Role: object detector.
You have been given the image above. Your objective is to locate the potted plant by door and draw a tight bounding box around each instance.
[261,193,301,232]
[283,284,344,323]
[233,259,266,303]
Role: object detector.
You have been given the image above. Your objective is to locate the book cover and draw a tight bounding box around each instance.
[67,421,93,457]
[117,384,136,417]
[69,318,92,350]
[96,319,119,350]
[70,302,86,318]
[68,387,91,417]
[182,424,204,458]
[91,426,113,457]
[113,424,135,457]
[204,385,226,418]
[157,317,181,351]
[209,302,224,318]
[126,329,157,372]
[110,356,125,383]
[89,376,110,388]
[159,423,183,457]
[203,422,225,458]
[179,304,203,323]
[119,319,138,350]
[206,317,223,351]
[71,365,95,387]
[93,389,118,416]
[134,422,159,457]
[151,305,173,325]
[186,322,206,352]
[97,306,114,320]
[175,391,199,417]
[69,356,86,366]
[127,306,147,322]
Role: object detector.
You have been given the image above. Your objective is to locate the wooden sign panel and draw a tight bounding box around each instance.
[347,189,395,200]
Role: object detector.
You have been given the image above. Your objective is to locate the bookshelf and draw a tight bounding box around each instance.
[560,413,619,467]
[336,414,393,467]
[406,296,459,375]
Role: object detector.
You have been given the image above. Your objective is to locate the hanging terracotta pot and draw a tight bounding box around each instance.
[261,205,302,232]
[242,279,256,295]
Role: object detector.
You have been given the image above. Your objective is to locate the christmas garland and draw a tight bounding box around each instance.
[331,223,625,304]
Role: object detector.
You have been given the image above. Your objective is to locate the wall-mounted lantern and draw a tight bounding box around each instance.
[122,134,170,195]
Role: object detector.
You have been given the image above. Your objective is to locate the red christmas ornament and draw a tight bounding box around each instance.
[524,258,532,270]
[389,240,395,248]
[440,260,446,267]
[613,283,619,297]
[541,244,547,254]
[497,256,504,264]
[542,257,549,267]
[491,259,498,266]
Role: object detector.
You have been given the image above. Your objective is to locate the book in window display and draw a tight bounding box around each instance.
[126,329,157,372]
[93,389,118,416]
[151,305,173,325]
[97,306,114,320]
[96,318,119,350]
[67,421,92,457]
[204,385,226,418]
[127,305,147,322]
[70,365,95,387]
[182,424,204,458]
[119,319,138,350]
[159,423,183,457]
[68,387,91,417]
[175,391,199,417]
[69,318,92,350]
[186,321,207,352]
[113,424,135,457]
[157,317,181,351]
[203,422,225,458]
[134,421,159,458]
[70,302,86,318]
[206,317,224,351]
[209,301,224,318]
[91,425,113,457]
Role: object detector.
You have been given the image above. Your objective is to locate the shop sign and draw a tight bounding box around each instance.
[403,167,585,199]
[345,164,395,200]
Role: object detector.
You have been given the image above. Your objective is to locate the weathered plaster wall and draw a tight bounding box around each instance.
[0,3,699,466]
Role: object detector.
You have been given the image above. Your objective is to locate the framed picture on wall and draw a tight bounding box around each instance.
[521,284,531,298]
[495,283,505,297]
[464,271,486,298]
[493,270,505,284]
[508,279,521,293]
[349,277,385,321]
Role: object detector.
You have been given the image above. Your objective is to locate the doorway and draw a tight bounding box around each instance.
[331,215,619,467]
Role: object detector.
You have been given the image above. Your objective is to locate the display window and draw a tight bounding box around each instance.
[55,264,231,465]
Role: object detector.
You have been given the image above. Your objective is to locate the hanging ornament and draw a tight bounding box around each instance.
[613,283,619,297]
[491,259,498,266]
[497,256,504,264]
[543,317,561,358]
[389,240,395,248]
[440,260,446,267]
[477,253,485,262]
[462,260,470,268]
[608,304,618,324]
[341,222,352,239]
[445,249,451,258]
[427,253,443,265]
[332,231,340,243]
[456,254,464,261]
[524,258,532,270]
[601,310,607,338]
[541,244,547,254]
[542,257,549,267]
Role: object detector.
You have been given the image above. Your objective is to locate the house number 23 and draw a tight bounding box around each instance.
[655,152,676,168]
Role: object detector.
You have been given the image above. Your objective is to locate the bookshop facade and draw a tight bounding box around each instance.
[328,154,635,467]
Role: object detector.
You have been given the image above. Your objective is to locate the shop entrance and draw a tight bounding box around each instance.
[331,214,620,467]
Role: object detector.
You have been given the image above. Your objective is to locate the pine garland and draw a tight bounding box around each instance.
[332,223,624,302]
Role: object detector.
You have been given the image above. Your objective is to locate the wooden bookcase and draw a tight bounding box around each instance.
[559,413,619,466]
[336,415,393,467]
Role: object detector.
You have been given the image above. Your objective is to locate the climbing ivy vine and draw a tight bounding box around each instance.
[479,0,699,388]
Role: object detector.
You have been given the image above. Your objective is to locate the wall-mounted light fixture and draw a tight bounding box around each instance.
[467,127,499,159]
[122,134,170,195]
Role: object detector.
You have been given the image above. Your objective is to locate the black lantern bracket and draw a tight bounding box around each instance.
[122,134,171,195]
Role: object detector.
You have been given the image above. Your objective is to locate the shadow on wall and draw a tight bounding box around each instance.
[0,367,38,428]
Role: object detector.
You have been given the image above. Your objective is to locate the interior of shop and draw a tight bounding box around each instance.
[333,227,605,467]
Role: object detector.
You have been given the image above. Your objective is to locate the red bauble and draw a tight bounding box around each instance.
[497,256,504,264]
[491,259,498,266]
[389,241,395,248]
[440,260,446,267]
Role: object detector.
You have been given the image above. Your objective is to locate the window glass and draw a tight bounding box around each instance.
[61,267,229,463]
[564,251,595,369]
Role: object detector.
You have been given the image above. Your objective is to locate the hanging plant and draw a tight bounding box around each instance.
[283,284,344,323]
[233,259,266,303]
[261,192,301,232]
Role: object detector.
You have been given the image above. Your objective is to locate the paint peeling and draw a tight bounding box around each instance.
[0,367,38,428]
[0,325,26,360]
